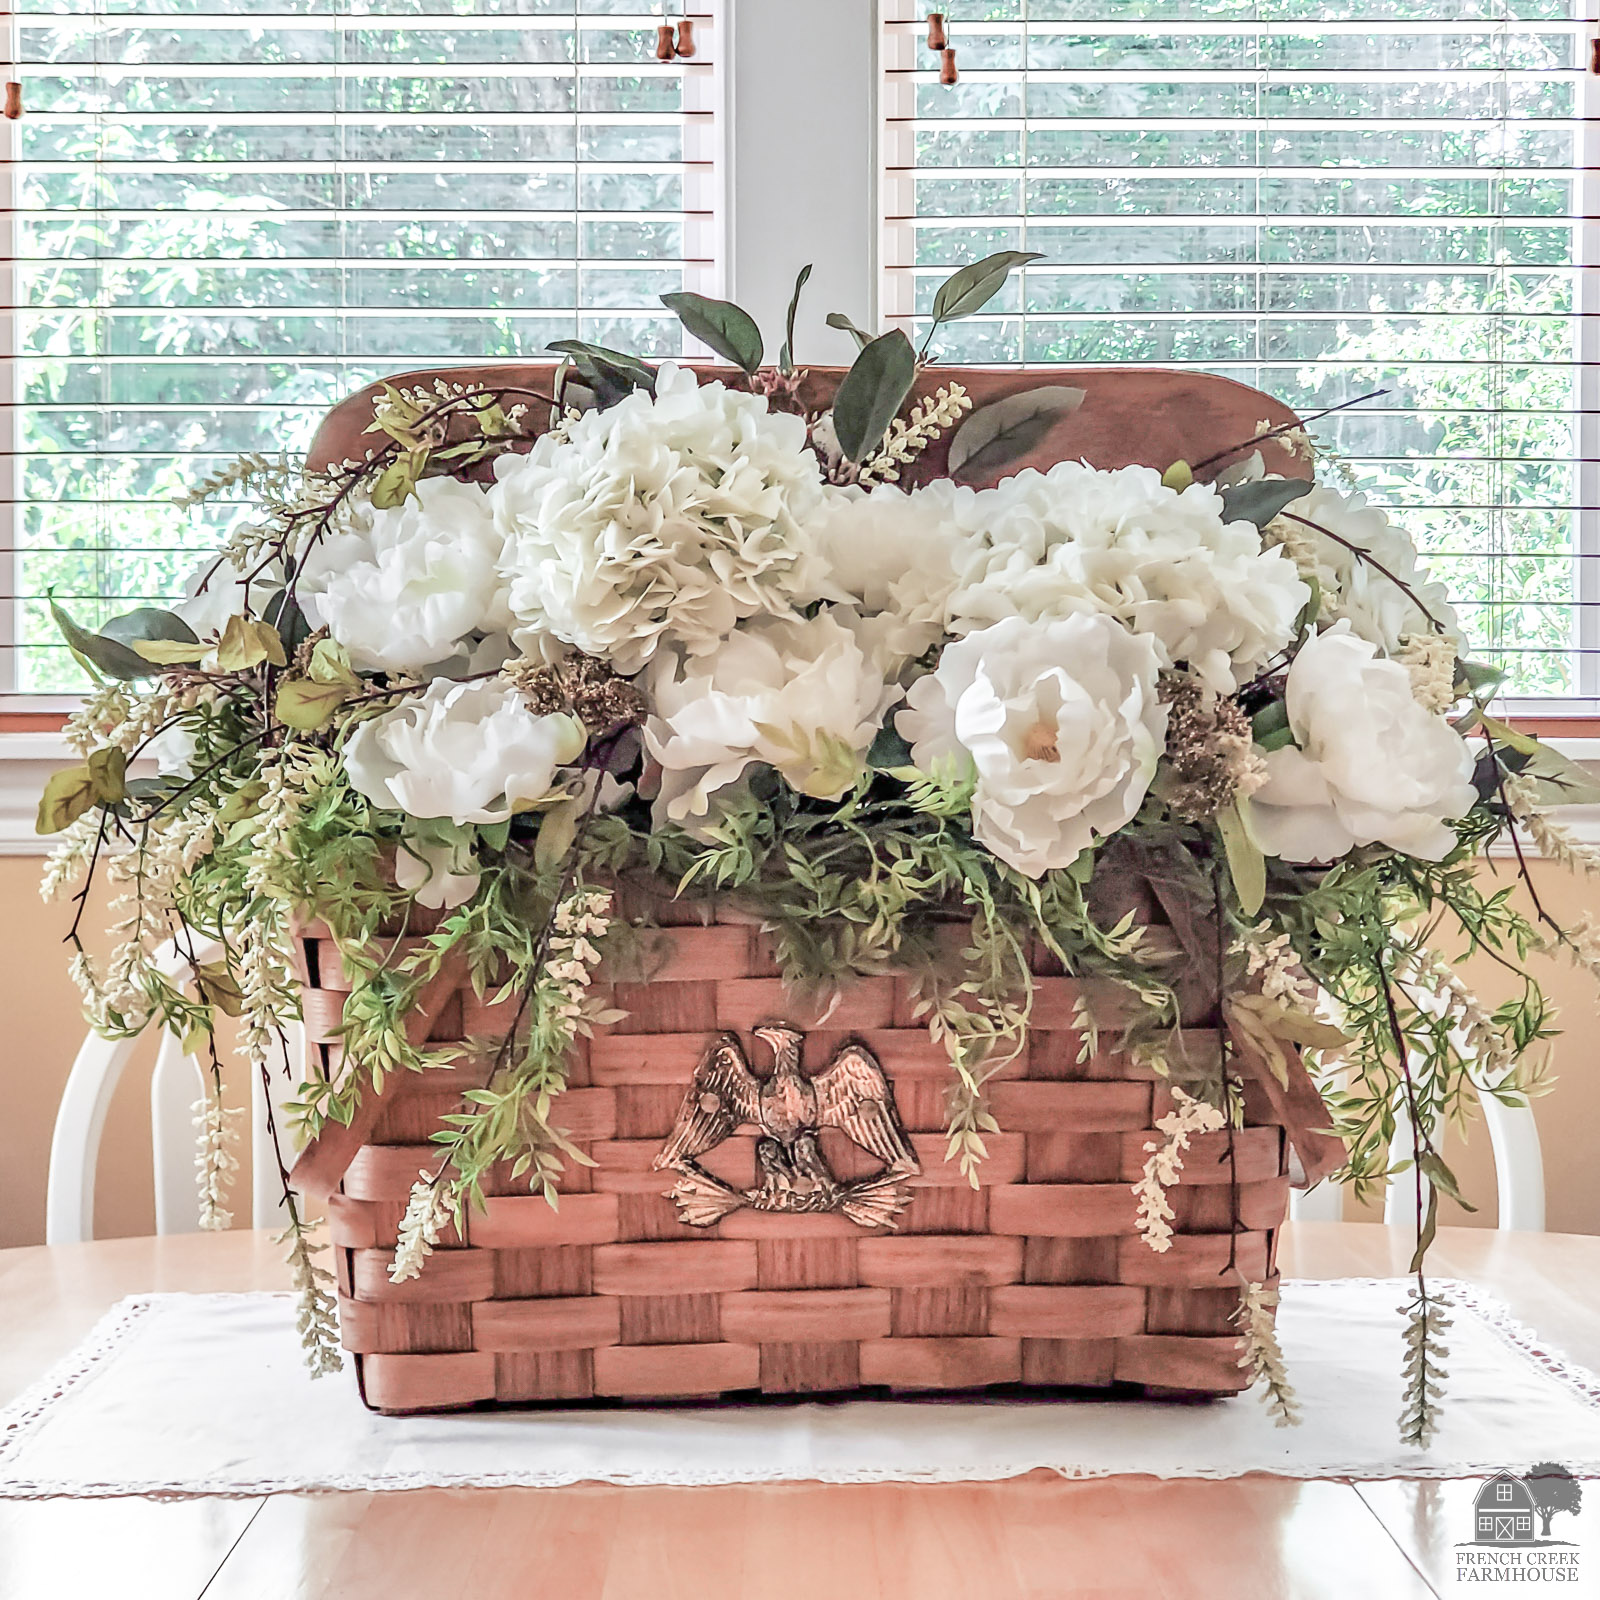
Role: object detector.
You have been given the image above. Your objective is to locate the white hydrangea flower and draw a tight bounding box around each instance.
[1249,622,1478,864]
[896,612,1168,877]
[343,679,585,825]
[943,461,1309,693]
[298,476,509,674]
[645,606,900,825]
[495,363,828,675]
[803,478,979,667]
[1275,482,1463,656]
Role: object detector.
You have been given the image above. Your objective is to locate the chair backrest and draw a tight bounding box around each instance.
[46,938,297,1243]
[1288,1086,1545,1230]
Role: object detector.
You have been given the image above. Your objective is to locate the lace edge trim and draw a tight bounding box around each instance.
[2,1280,1598,1499]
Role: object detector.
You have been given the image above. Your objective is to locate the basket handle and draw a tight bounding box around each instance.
[289,953,470,1205]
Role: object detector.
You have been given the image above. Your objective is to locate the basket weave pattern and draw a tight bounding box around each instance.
[304,914,1290,1415]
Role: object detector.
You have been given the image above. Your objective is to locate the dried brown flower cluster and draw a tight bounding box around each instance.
[1161,677,1267,821]
[505,652,648,735]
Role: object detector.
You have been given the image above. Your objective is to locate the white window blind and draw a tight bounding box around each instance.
[1,1,720,699]
[882,0,1597,712]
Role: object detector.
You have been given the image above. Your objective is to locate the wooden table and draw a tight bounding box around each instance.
[1,1223,1596,1600]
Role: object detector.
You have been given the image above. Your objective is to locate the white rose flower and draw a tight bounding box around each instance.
[896,613,1168,877]
[343,679,585,825]
[1274,482,1463,656]
[1249,622,1478,864]
[804,479,979,667]
[297,476,509,675]
[495,363,828,674]
[944,461,1309,693]
[645,607,900,825]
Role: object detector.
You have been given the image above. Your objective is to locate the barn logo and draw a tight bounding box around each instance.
[1456,1463,1583,1584]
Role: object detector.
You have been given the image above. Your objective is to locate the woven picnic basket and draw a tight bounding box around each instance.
[289,364,1343,1415]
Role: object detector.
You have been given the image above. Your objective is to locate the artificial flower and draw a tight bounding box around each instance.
[1249,622,1478,863]
[943,461,1309,693]
[495,363,828,674]
[645,606,900,824]
[896,613,1168,876]
[297,476,509,674]
[1268,482,1462,656]
[174,555,275,641]
[343,679,584,825]
[803,478,978,666]
[394,839,481,910]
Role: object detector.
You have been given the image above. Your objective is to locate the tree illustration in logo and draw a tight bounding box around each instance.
[1526,1462,1583,1539]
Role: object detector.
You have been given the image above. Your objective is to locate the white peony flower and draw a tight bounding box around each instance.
[495,363,828,674]
[394,839,481,910]
[343,679,585,825]
[298,476,509,674]
[1272,482,1463,656]
[645,607,900,825]
[804,479,979,667]
[944,461,1309,693]
[896,613,1168,877]
[1249,622,1478,864]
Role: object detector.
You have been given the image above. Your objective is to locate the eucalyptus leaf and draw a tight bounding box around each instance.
[831,328,916,463]
[215,614,288,672]
[947,385,1085,483]
[824,311,871,351]
[779,263,812,375]
[131,638,212,666]
[868,722,912,771]
[547,339,657,400]
[275,677,351,731]
[1218,476,1314,528]
[50,597,182,682]
[1457,658,1505,696]
[36,764,99,834]
[660,291,764,373]
[929,250,1044,326]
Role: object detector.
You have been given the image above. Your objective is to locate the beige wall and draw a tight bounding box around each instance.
[1,852,1596,1248]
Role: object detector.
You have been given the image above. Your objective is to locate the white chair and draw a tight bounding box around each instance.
[1289,1080,1545,1230]
[46,935,298,1243]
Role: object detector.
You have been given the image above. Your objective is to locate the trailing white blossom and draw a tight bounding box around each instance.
[1397,630,1458,714]
[1132,1086,1227,1253]
[857,383,972,486]
[390,1171,454,1284]
[1504,773,1600,876]
[547,887,613,1024]
[280,1213,342,1377]
[40,812,103,903]
[1395,940,1517,1086]
[1234,1281,1300,1426]
[193,1081,242,1231]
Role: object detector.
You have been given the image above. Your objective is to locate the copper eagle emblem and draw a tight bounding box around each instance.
[653,1024,921,1229]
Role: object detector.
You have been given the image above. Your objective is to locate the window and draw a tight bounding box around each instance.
[881,0,1596,709]
[1499,1481,1514,1501]
[1,2,719,698]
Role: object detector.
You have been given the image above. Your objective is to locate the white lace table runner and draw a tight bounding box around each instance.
[2,1278,1597,1497]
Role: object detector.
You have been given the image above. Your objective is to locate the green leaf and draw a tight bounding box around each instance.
[1484,714,1600,806]
[547,340,658,401]
[1408,1182,1439,1275]
[1161,460,1193,490]
[929,250,1044,325]
[131,638,212,665]
[660,291,764,373]
[195,961,246,1017]
[1218,798,1266,916]
[831,328,917,463]
[1457,658,1506,697]
[535,794,584,869]
[370,450,425,510]
[215,614,288,672]
[1218,477,1314,528]
[36,764,98,834]
[275,677,351,731]
[778,263,812,375]
[1419,1151,1477,1213]
[36,746,125,834]
[50,596,191,682]
[1251,697,1293,752]
[867,722,912,770]
[824,311,871,351]
[946,385,1085,483]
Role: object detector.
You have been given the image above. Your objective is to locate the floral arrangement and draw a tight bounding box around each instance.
[38,255,1600,1440]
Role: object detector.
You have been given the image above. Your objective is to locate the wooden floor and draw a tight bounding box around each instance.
[2,1223,1597,1599]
